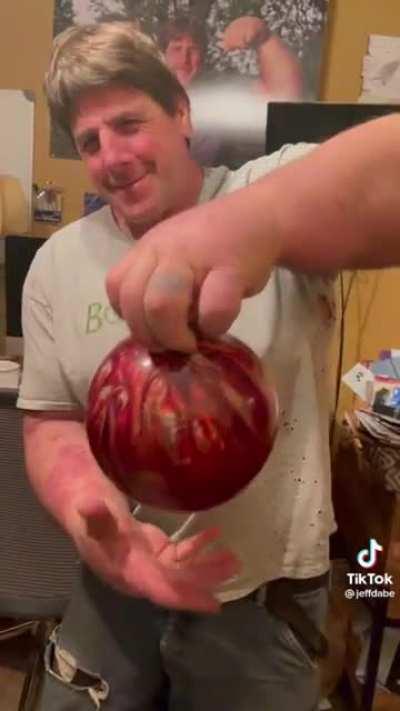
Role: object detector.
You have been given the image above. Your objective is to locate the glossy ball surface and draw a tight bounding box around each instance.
[86,336,278,511]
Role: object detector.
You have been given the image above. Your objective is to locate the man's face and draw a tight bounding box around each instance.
[164,34,203,87]
[72,85,195,234]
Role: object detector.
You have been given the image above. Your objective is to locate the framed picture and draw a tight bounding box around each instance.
[52,1,330,166]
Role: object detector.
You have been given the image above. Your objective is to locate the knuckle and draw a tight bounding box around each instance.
[145,291,179,320]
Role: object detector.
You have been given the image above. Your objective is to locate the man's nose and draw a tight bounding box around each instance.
[100,130,132,169]
[183,47,192,64]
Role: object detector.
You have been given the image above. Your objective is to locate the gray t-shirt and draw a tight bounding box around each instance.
[18,145,336,601]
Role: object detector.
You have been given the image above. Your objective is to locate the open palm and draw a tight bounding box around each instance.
[76,499,240,613]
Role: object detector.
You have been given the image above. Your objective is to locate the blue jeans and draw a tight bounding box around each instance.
[39,564,328,710]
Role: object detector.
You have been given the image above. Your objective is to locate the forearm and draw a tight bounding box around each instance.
[23,412,130,538]
[223,114,400,273]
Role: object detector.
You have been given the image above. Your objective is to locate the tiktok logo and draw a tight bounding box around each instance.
[357,539,383,569]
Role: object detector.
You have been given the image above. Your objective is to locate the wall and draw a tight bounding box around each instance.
[0,89,35,263]
[0,0,90,239]
[0,0,399,410]
[321,0,400,414]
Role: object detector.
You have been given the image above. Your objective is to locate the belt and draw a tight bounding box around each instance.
[249,571,329,660]
[270,571,330,594]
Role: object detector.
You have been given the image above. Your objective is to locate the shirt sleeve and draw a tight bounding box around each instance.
[16,245,80,412]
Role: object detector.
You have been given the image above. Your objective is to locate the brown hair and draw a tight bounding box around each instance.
[44,21,189,135]
[158,15,208,58]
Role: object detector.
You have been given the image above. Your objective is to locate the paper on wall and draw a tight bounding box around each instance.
[359,33,400,103]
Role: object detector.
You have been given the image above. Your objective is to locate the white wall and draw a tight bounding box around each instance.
[0,89,34,262]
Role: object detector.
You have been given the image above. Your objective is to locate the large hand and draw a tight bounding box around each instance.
[222,16,268,52]
[74,498,240,613]
[106,190,279,352]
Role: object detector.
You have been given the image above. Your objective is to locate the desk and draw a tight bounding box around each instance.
[332,430,400,710]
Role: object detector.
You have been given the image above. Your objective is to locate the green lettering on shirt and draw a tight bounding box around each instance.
[86,302,121,334]
[104,305,120,325]
[86,302,103,334]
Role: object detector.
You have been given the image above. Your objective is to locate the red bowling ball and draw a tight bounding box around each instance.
[86,335,278,511]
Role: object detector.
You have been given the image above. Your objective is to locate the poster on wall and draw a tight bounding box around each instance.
[52,0,329,166]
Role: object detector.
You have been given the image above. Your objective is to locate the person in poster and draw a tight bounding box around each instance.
[158,12,303,98]
[156,10,305,165]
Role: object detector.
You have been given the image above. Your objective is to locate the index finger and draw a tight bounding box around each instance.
[77,500,119,541]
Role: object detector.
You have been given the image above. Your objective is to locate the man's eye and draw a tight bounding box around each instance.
[119,119,140,133]
[82,137,99,154]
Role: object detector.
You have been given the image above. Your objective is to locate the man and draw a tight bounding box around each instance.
[19,20,399,711]
[158,12,303,97]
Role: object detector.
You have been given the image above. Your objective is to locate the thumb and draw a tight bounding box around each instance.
[77,500,121,543]
[77,500,133,564]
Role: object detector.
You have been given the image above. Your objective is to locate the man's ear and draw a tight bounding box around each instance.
[175,98,193,139]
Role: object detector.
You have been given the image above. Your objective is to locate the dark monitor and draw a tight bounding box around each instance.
[265,101,400,153]
[0,387,18,407]
[4,235,46,353]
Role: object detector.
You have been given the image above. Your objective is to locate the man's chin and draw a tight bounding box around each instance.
[123,207,162,237]
[109,185,164,234]
[175,70,195,87]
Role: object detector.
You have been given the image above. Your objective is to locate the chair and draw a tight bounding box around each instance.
[0,387,78,709]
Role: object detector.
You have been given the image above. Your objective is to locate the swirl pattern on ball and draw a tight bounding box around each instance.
[86,335,278,511]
